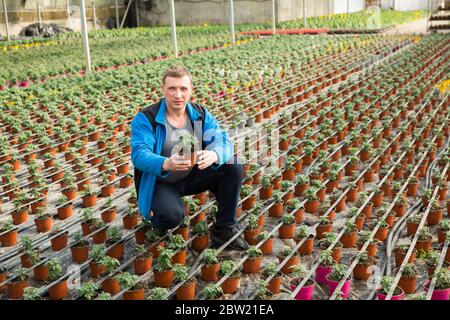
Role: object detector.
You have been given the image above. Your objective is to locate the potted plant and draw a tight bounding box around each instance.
[415,226,432,253]
[259,174,273,200]
[277,245,299,274]
[173,264,196,300]
[49,226,69,251]
[89,245,107,278]
[393,244,417,269]
[437,220,450,244]
[279,213,296,239]
[340,221,358,248]
[200,249,220,282]
[117,272,145,300]
[316,216,333,239]
[168,234,187,265]
[122,204,140,230]
[70,231,89,264]
[376,276,405,300]
[406,214,421,236]
[398,263,418,294]
[268,190,284,217]
[427,200,444,226]
[133,244,153,275]
[191,220,209,252]
[202,284,224,300]
[1,219,19,247]
[177,132,199,166]
[45,258,68,300]
[80,185,98,208]
[326,264,352,298]
[315,249,334,284]
[23,287,43,300]
[289,264,315,300]
[218,260,241,294]
[101,197,117,223]
[244,214,261,245]
[286,198,304,224]
[78,281,100,300]
[295,225,315,255]
[356,230,378,257]
[100,256,121,294]
[262,262,282,295]
[353,252,376,281]
[424,268,450,300]
[304,186,319,213]
[147,287,168,300]
[255,231,274,255]
[154,247,174,288]
[243,246,263,273]
[7,267,29,299]
[56,195,73,220]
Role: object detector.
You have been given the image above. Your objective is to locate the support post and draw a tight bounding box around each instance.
[272,0,276,34]
[168,0,178,57]
[67,0,71,29]
[92,0,97,30]
[37,3,42,24]
[229,0,235,44]
[135,0,140,27]
[79,0,92,73]
[303,0,307,27]
[115,0,120,28]
[2,0,9,41]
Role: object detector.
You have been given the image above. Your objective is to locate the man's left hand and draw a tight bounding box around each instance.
[197,150,219,170]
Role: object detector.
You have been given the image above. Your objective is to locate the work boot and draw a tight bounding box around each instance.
[210,224,249,251]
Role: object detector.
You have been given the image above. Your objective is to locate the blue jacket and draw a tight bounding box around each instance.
[131,98,234,220]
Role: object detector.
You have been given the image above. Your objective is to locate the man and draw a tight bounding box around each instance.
[131,66,248,251]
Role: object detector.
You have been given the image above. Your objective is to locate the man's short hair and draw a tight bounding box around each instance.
[162,66,192,85]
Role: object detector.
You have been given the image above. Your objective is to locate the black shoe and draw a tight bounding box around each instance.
[210,225,249,251]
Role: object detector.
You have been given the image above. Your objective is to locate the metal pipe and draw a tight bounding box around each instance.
[168,0,178,57]
[79,0,92,73]
[3,0,10,41]
[229,0,235,45]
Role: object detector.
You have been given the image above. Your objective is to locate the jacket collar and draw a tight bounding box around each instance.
[155,98,201,125]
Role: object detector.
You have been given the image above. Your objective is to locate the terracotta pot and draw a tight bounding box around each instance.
[394,250,416,268]
[192,235,208,252]
[101,184,115,197]
[92,228,108,244]
[12,209,29,225]
[123,215,139,230]
[297,236,315,255]
[71,245,89,264]
[82,195,97,208]
[242,195,256,210]
[33,264,49,281]
[304,200,319,213]
[107,242,125,260]
[269,202,283,217]
[101,208,116,223]
[335,196,347,212]
[374,226,388,242]
[427,209,443,226]
[244,227,261,244]
[51,232,69,251]
[347,188,358,202]
[1,229,18,247]
[90,261,107,278]
[316,224,332,239]
[49,280,68,300]
[340,231,357,248]
[35,216,53,233]
[172,250,187,265]
[154,270,174,288]
[221,276,240,294]
[243,256,262,273]
[7,278,29,299]
[259,187,273,200]
[123,287,145,300]
[278,254,299,274]
[398,276,417,294]
[415,239,431,253]
[176,280,196,300]
[201,263,220,282]
[259,237,273,255]
[57,205,73,220]
[174,226,189,241]
[268,275,282,295]
[406,222,419,236]
[357,242,377,257]
[279,223,295,239]
[102,277,121,294]
[353,264,373,281]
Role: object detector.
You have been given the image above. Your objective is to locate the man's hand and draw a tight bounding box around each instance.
[197,150,219,170]
[162,153,192,172]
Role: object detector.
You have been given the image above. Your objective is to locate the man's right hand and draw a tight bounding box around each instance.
[162,153,192,172]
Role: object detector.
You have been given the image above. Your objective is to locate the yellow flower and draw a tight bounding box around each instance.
[203,22,209,27]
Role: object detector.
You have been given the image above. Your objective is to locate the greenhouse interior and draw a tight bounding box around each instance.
[0,0,450,304]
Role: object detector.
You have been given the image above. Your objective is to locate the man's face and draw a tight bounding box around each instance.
[162,75,192,112]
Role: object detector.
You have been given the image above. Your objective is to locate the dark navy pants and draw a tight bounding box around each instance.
[150,157,243,231]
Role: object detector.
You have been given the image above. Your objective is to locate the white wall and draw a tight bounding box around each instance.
[333,0,365,14]
[395,0,428,11]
